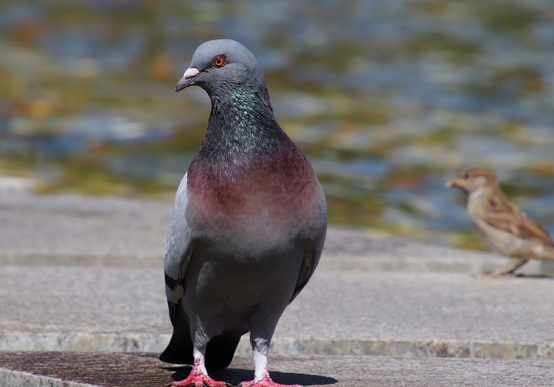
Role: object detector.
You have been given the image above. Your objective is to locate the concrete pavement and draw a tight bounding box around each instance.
[2,352,554,387]
[1,193,554,386]
[1,267,553,359]
[0,194,538,274]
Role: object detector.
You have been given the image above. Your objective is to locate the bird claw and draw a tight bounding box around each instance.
[472,272,516,280]
[170,375,230,387]
[239,375,301,387]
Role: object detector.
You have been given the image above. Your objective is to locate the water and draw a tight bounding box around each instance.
[1,0,554,249]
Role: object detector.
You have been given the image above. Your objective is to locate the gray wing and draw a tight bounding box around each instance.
[161,172,248,367]
[164,173,193,306]
[290,192,327,303]
[160,173,195,364]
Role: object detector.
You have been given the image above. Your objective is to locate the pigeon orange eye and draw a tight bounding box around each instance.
[213,55,226,68]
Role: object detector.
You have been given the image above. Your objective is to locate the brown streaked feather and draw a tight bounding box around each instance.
[482,186,553,244]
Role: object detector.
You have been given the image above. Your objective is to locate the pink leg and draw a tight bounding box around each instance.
[171,359,230,387]
[241,336,301,387]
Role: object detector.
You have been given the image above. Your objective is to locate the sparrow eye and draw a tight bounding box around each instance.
[213,55,226,68]
[463,172,470,179]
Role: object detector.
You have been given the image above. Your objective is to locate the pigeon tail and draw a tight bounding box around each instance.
[160,333,242,370]
[204,334,243,369]
[160,302,242,369]
[159,302,194,364]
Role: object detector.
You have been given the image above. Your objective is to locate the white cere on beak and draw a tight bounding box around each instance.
[184,67,200,79]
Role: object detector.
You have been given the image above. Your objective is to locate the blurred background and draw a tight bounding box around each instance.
[1,0,553,250]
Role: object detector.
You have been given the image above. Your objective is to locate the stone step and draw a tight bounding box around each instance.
[1,352,553,387]
[2,195,554,386]
[2,267,553,360]
[0,194,540,274]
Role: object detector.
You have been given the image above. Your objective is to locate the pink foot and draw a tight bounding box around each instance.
[171,375,229,387]
[170,359,230,387]
[239,375,301,387]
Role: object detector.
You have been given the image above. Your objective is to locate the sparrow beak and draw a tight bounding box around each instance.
[445,178,463,188]
[175,67,200,92]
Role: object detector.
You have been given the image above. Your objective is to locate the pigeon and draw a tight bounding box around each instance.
[446,166,554,277]
[160,39,327,387]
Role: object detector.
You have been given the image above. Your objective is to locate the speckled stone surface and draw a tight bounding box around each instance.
[1,352,554,387]
[2,266,554,359]
[0,194,538,274]
[0,195,169,266]
[2,194,554,386]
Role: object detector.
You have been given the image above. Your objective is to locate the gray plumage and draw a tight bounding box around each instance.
[161,39,327,387]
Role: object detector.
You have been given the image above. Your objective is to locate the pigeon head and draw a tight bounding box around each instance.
[445,167,497,194]
[175,39,268,98]
[175,39,287,164]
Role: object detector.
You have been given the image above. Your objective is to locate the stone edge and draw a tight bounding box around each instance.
[2,333,553,361]
[0,367,96,387]
[0,253,518,274]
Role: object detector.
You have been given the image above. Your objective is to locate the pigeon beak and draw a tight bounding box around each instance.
[175,67,200,92]
[445,178,463,188]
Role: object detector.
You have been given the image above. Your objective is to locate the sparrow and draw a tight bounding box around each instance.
[160,39,327,387]
[446,166,554,277]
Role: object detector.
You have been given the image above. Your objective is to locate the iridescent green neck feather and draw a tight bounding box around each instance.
[198,86,292,166]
